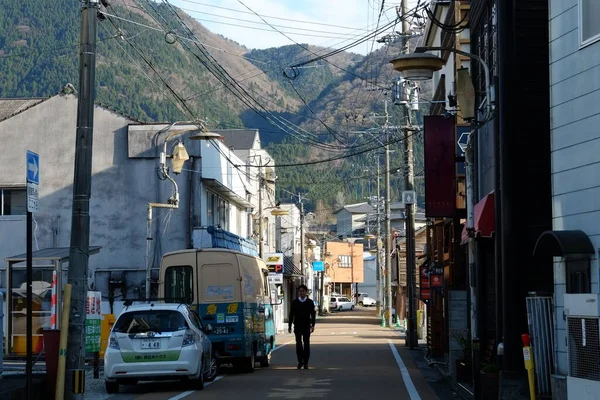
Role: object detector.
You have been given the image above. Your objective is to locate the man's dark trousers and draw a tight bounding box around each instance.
[294,326,311,365]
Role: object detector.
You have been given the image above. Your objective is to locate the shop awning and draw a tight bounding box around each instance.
[283,256,303,277]
[533,230,594,257]
[460,192,495,244]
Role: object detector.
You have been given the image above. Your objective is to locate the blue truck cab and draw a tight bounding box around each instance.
[158,248,280,372]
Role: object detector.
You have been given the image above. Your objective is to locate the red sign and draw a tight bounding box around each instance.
[424,115,456,217]
[420,288,431,301]
[430,274,443,288]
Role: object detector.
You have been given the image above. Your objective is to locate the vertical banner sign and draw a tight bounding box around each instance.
[424,116,457,217]
[85,291,102,353]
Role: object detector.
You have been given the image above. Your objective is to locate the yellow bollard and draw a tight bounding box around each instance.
[56,284,72,400]
[522,334,536,400]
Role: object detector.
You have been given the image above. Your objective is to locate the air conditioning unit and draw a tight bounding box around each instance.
[564,294,600,317]
[565,294,600,383]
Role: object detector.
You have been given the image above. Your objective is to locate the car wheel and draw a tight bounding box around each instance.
[105,381,119,394]
[206,354,218,381]
[359,301,363,306]
[338,306,343,312]
[351,305,354,310]
[195,359,205,390]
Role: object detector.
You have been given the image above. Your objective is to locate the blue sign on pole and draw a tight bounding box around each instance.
[312,261,324,272]
[26,150,40,184]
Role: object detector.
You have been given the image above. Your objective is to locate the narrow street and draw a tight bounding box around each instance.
[102,309,456,400]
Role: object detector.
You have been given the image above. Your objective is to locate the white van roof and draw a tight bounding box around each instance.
[162,248,255,259]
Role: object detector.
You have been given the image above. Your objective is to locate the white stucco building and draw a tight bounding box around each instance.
[0,92,274,316]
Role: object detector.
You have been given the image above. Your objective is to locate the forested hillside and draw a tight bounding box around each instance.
[0,0,430,217]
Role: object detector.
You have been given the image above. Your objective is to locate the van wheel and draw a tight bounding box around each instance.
[338,306,343,312]
[359,301,363,306]
[105,381,119,394]
[245,350,255,373]
[260,351,271,368]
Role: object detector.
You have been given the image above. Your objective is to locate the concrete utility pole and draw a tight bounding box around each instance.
[401,0,418,349]
[299,194,306,285]
[65,0,99,398]
[258,171,264,258]
[384,100,393,328]
[375,156,382,318]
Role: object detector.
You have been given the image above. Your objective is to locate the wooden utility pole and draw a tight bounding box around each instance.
[65,1,99,398]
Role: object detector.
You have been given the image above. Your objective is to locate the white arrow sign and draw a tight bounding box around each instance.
[28,159,38,179]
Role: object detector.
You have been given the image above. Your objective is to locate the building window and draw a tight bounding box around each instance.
[566,258,591,294]
[1,188,27,216]
[339,255,352,268]
[580,0,600,46]
[207,191,230,230]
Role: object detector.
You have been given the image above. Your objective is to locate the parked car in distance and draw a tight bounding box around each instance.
[330,296,354,311]
[104,301,217,394]
[357,293,376,307]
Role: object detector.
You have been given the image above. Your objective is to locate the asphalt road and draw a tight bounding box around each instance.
[106,308,455,400]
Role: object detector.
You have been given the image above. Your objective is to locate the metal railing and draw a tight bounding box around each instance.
[526,293,555,397]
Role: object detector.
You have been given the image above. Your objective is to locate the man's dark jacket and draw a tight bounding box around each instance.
[288,298,316,331]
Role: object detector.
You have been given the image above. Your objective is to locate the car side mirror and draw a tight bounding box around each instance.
[204,324,213,334]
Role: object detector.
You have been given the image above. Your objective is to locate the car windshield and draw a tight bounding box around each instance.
[113,310,189,334]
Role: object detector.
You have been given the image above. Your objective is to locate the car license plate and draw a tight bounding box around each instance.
[213,326,229,335]
[140,339,161,349]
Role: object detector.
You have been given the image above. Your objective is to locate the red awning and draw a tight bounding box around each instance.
[460,192,495,244]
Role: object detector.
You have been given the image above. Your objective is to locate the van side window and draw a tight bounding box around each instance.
[165,266,193,303]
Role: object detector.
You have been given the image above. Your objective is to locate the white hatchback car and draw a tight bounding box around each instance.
[104,302,217,393]
[330,296,354,311]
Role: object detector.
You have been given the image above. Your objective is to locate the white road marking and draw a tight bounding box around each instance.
[167,375,226,400]
[388,340,422,400]
[167,339,292,400]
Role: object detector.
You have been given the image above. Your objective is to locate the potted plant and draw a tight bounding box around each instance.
[480,362,500,399]
[451,329,472,383]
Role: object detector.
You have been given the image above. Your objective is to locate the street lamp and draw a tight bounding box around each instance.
[146,123,221,299]
[390,45,494,387]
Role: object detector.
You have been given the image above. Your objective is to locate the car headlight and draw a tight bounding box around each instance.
[182,329,197,347]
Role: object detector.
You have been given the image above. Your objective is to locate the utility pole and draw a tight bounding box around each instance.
[401,0,418,349]
[375,155,382,318]
[299,195,306,285]
[65,1,99,398]
[384,100,393,328]
[258,172,264,258]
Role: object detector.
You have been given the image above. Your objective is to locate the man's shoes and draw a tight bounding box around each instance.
[303,364,309,370]
[297,363,302,369]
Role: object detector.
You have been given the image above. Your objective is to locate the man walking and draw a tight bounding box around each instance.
[288,284,316,369]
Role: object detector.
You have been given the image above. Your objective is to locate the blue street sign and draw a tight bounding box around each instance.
[312,261,324,272]
[26,150,40,184]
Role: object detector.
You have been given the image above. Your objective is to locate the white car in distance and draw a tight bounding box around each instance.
[330,296,354,311]
[357,293,376,307]
[104,302,217,393]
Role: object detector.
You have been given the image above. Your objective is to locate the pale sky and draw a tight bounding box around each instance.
[170,0,423,55]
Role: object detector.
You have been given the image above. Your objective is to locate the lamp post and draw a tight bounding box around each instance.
[390,46,494,395]
[145,124,221,299]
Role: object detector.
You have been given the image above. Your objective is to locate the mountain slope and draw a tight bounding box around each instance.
[0,0,430,214]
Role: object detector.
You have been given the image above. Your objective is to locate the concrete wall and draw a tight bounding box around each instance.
[549,0,600,376]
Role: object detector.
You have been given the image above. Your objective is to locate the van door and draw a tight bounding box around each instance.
[160,252,197,304]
